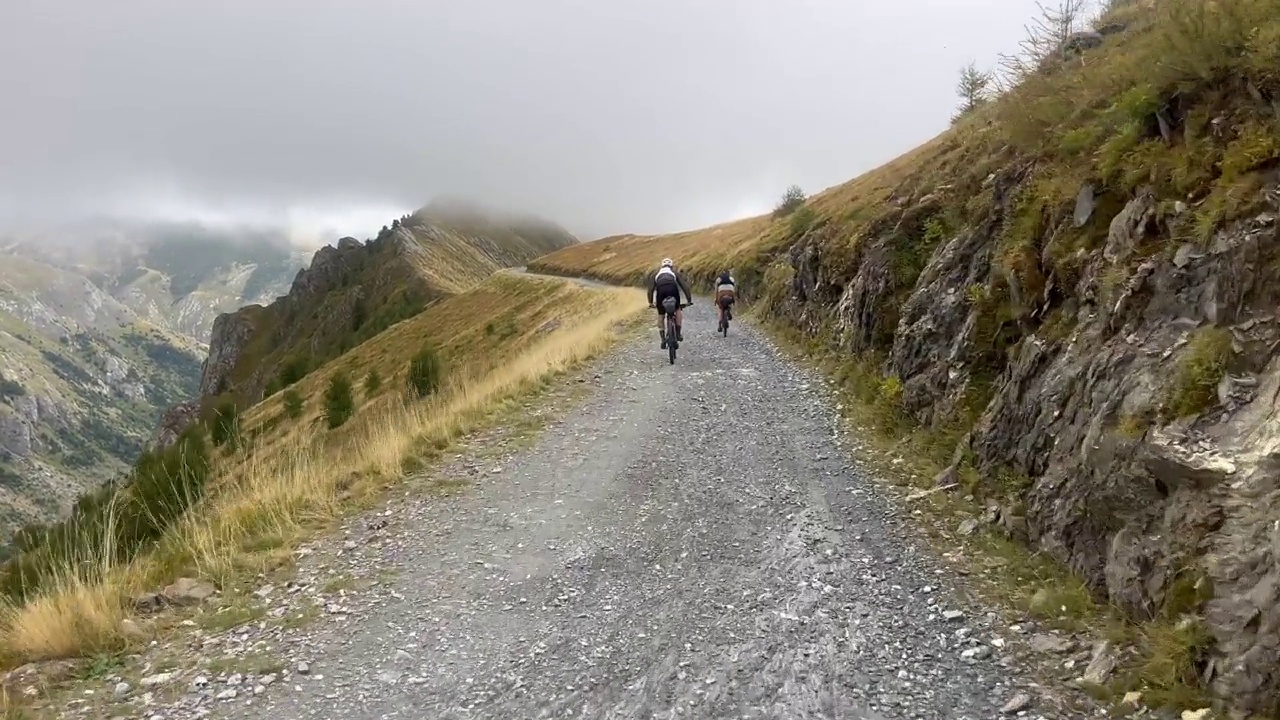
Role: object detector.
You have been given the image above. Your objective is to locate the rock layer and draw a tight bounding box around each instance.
[772,176,1280,713]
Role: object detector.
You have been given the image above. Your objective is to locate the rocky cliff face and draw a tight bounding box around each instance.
[769,168,1280,714]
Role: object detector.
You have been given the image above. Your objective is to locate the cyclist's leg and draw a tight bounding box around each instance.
[674,306,684,341]
[655,300,667,346]
[657,289,678,345]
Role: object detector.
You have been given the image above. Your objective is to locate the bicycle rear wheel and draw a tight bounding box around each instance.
[667,316,677,364]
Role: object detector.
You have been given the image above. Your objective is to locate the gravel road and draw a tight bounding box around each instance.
[195,302,1055,720]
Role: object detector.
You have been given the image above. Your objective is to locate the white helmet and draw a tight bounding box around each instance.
[661,258,674,268]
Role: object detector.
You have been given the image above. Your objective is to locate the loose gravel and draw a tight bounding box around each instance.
[133,302,1070,719]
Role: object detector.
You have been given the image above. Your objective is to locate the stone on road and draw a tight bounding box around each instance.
[216,302,1038,719]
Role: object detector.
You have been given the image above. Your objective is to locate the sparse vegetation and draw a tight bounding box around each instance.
[772,185,807,218]
[0,276,642,679]
[994,0,1090,88]
[363,369,382,396]
[213,211,575,406]
[323,373,355,429]
[282,389,303,419]
[1164,326,1233,418]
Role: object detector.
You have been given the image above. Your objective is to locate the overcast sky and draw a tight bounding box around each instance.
[0,0,1044,244]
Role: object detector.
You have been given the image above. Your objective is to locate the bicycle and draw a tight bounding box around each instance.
[716,301,733,337]
[658,297,692,364]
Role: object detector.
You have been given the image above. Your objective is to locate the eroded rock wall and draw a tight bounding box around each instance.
[769,172,1280,714]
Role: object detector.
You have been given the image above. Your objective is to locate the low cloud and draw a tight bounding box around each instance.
[1,0,1035,242]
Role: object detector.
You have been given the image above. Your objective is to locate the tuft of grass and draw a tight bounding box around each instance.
[0,275,646,676]
[363,369,382,396]
[209,400,241,449]
[1164,326,1233,418]
[281,389,303,419]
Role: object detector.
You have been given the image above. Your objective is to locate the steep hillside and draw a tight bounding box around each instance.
[176,205,576,423]
[0,254,203,540]
[0,223,310,542]
[0,272,645,706]
[532,0,1280,714]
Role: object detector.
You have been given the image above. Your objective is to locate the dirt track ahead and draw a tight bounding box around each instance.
[194,302,1051,720]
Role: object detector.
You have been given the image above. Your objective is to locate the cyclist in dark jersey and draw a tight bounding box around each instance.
[646,258,693,348]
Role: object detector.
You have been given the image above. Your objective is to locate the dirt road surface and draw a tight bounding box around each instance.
[171,302,1056,719]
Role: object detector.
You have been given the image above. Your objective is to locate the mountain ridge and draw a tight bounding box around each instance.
[152,205,578,448]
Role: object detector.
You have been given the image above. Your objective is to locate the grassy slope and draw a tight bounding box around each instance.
[216,213,576,404]
[531,0,1280,711]
[0,273,646,698]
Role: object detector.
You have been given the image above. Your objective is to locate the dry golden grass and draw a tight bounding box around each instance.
[404,229,536,295]
[0,274,645,673]
[529,132,958,290]
[534,0,1280,303]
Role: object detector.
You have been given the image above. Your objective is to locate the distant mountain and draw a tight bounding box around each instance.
[0,221,311,537]
[4,221,314,343]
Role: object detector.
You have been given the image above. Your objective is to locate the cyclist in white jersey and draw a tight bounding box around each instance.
[646,258,693,349]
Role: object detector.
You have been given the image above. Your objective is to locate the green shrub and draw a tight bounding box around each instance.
[364,369,382,395]
[282,389,304,419]
[277,355,312,389]
[0,371,25,400]
[209,400,240,448]
[324,373,355,429]
[407,344,444,399]
[772,185,807,218]
[0,428,210,602]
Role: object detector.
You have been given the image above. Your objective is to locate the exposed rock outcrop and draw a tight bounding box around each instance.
[149,400,201,451]
[773,174,1280,714]
[198,308,260,398]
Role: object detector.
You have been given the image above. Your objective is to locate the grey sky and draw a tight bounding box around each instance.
[1,0,1042,244]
